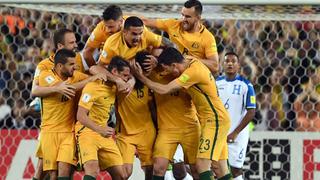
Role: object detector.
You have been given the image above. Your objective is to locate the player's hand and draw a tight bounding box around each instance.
[55,81,76,99]
[143,55,158,72]
[227,132,238,143]
[90,73,107,82]
[130,60,144,79]
[98,126,115,138]
[116,78,131,93]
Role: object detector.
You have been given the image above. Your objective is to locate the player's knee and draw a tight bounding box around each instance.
[123,165,133,179]
[153,158,169,176]
[58,162,72,177]
[83,161,99,177]
[173,162,187,180]
[230,166,243,178]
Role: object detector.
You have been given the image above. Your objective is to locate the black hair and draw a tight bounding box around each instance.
[158,47,184,65]
[134,50,151,90]
[54,48,76,66]
[224,51,240,62]
[124,16,144,30]
[102,5,123,21]
[53,28,73,50]
[107,56,130,72]
[184,0,203,15]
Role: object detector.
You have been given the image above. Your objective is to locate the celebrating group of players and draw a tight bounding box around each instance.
[31,0,256,180]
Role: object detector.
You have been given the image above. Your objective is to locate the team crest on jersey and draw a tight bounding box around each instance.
[101,50,108,58]
[45,76,55,84]
[89,34,95,41]
[179,74,190,83]
[192,42,199,49]
[82,93,91,103]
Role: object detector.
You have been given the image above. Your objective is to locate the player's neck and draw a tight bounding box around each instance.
[54,68,68,81]
[225,73,237,81]
[187,21,201,33]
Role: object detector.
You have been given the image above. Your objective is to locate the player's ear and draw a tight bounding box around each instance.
[111,68,118,75]
[57,43,64,50]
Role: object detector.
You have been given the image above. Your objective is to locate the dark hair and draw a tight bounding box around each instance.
[53,28,73,50]
[107,56,130,72]
[134,51,151,89]
[184,0,203,15]
[158,47,184,65]
[124,16,144,30]
[135,50,151,72]
[224,51,239,61]
[54,48,76,66]
[102,5,123,21]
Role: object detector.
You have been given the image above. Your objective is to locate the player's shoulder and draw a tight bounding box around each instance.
[200,25,214,38]
[105,31,122,46]
[37,56,54,67]
[235,75,253,87]
[216,75,226,82]
[39,70,57,85]
[95,21,106,32]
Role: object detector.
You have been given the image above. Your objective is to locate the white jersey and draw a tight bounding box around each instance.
[216,74,256,168]
[216,74,256,135]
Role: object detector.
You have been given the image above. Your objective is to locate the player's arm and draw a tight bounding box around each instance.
[228,82,256,142]
[72,73,106,91]
[82,46,97,67]
[200,34,220,76]
[141,17,158,28]
[132,62,181,94]
[199,54,219,76]
[31,73,76,99]
[77,106,114,137]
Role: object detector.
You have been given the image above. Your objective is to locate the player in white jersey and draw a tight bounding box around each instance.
[216,51,256,180]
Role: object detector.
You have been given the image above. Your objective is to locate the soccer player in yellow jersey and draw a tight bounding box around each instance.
[39,49,103,180]
[31,28,91,180]
[133,47,232,180]
[98,16,163,65]
[83,5,123,66]
[142,0,219,76]
[116,51,157,180]
[76,56,131,180]
[143,48,200,180]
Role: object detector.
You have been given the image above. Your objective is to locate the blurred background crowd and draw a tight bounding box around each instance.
[0,5,319,131]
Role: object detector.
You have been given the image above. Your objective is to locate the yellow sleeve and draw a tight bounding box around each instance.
[86,22,106,49]
[205,33,218,57]
[155,19,176,32]
[145,28,162,48]
[78,84,97,110]
[33,62,49,81]
[98,40,116,65]
[38,70,59,87]
[175,66,199,89]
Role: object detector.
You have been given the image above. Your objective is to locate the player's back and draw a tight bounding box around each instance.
[39,70,88,132]
[117,85,154,134]
[151,71,199,129]
[76,80,116,134]
[179,58,229,125]
[216,75,256,132]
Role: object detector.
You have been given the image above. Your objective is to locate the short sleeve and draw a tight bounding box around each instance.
[145,28,162,48]
[175,66,199,89]
[86,23,106,49]
[78,85,96,110]
[98,40,115,65]
[245,82,256,109]
[155,19,176,32]
[204,33,218,57]
[38,70,59,87]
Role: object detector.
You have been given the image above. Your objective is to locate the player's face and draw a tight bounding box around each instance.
[161,63,181,77]
[61,57,76,77]
[113,67,131,82]
[123,26,144,47]
[223,55,239,75]
[181,7,200,32]
[62,33,78,52]
[104,19,123,35]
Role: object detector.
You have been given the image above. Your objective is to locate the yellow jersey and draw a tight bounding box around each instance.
[117,86,154,135]
[39,70,88,132]
[76,80,117,133]
[99,28,162,64]
[156,19,217,59]
[175,58,230,125]
[33,53,86,82]
[151,71,199,130]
